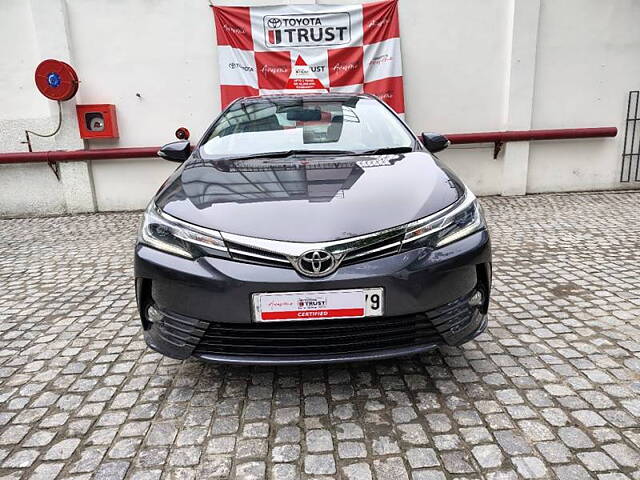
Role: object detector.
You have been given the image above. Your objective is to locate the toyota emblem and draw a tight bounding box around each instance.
[296,249,337,277]
[267,17,282,29]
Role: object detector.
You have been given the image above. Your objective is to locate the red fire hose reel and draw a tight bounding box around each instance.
[34,59,79,101]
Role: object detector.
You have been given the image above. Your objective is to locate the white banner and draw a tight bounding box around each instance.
[212,0,405,113]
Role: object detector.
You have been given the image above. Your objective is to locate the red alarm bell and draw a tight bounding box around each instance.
[175,127,190,140]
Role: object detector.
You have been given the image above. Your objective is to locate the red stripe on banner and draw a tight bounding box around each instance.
[212,6,254,51]
[261,308,365,320]
[364,76,405,114]
[362,0,400,45]
[220,85,259,109]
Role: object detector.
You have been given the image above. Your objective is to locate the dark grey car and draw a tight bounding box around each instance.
[134,93,491,365]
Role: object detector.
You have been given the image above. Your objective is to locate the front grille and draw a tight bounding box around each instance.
[192,305,460,357]
[226,240,291,269]
[341,231,404,266]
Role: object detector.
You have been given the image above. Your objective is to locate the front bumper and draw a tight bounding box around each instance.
[134,229,491,365]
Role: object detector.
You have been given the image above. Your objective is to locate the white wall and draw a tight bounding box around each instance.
[1,0,638,217]
[0,0,68,215]
[526,0,640,193]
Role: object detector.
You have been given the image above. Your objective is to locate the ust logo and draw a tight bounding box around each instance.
[268,29,282,45]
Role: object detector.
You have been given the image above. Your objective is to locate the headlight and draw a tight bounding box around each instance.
[138,203,228,259]
[402,190,486,251]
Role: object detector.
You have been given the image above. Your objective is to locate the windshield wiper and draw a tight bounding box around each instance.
[223,149,357,161]
[358,146,413,155]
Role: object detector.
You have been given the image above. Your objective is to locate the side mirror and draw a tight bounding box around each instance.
[158,140,191,163]
[421,132,450,154]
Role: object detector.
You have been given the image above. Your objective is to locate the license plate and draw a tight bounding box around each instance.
[252,288,384,322]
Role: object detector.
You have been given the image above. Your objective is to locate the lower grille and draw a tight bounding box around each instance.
[194,315,442,357]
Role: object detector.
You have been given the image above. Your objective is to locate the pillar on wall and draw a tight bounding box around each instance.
[30,0,96,213]
[501,0,541,196]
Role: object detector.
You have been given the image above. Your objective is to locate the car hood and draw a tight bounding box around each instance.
[155,151,461,242]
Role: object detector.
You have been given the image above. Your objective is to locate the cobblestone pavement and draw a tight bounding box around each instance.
[1,190,640,480]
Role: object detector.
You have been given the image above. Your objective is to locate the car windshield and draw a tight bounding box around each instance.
[200,96,414,157]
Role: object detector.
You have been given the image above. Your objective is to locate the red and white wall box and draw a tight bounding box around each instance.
[211,0,405,114]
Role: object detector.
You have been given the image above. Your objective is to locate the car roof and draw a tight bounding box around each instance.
[235,92,375,103]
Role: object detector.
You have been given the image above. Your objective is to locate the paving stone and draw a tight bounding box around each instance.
[552,464,593,480]
[275,426,301,443]
[2,449,39,468]
[199,456,232,478]
[602,443,640,467]
[441,451,474,474]
[271,444,300,462]
[128,470,162,480]
[373,457,410,480]
[406,448,439,468]
[341,463,373,480]
[168,446,202,467]
[536,440,573,464]
[271,463,299,480]
[94,460,130,480]
[70,447,107,473]
[472,444,503,468]
[44,438,81,460]
[304,454,336,475]
[460,426,493,444]
[242,422,269,439]
[306,429,333,452]
[0,425,30,445]
[512,457,547,479]
[494,430,532,455]
[23,430,56,448]
[558,427,595,449]
[425,413,452,432]
[29,462,65,480]
[372,436,400,455]
[236,439,268,459]
[304,396,328,415]
[206,436,235,454]
[577,451,618,471]
[336,423,363,440]
[109,438,142,459]
[234,462,266,480]
[338,441,367,459]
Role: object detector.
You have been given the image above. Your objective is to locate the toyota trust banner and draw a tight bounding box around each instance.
[212,0,405,114]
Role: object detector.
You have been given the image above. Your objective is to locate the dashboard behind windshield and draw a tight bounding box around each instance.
[201,96,414,157]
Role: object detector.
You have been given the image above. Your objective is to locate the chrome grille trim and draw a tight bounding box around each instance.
[221,223,409,259]
[345,239,403,261]
[222,224,408,271]
[225,241,291,268]
[227,248,290,264]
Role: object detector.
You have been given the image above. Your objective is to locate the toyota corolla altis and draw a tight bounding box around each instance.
[134,93,491,365]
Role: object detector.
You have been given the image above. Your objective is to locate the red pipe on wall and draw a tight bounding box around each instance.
[0,146,161,164]
[446,127,617,144]
[0,127,618,165]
